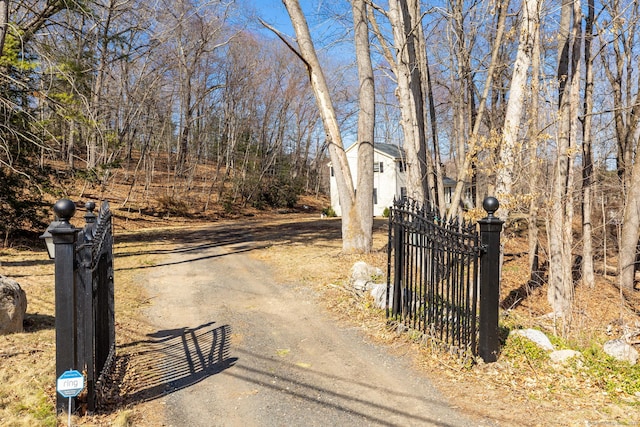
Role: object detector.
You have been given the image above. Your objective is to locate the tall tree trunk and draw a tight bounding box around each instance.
[547,0,581,316]
[619,134,640,290]
[352,0,375,252]
[387,0,428,203]
[424,52,446,215]
[527,7,543,286]
[410,0,437,207]
[283,0,370,253]
[0,0,7,57]
[603,2,640,290]
[581,0,595,288]
[495,0,539,221]
[618,88,640,291]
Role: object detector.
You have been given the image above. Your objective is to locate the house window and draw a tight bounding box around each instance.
[373,162,384,173]
[445,187,453,205]
[400,187,407,200]
[330,166,334,177]
[373,188,378,205]
[397,161,405,172]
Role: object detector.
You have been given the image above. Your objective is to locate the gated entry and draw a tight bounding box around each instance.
[44,199,115,413]
[387,197,503,362]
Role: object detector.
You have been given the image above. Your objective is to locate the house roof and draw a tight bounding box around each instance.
[443,176,456,186]
[329,143,410,168]
[344,142,404,159]
[374,143,404,159]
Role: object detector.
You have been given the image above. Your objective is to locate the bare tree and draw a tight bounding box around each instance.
[547,0,582,317]
[494,0,540,220]
[154,0,234,178]
[581,0,596,288]
[281,0,374,253]
[352,0,376,251]
[526,9,543,288]
[446,0,509,218]
[599,0,640,291]
[386,0,429,204]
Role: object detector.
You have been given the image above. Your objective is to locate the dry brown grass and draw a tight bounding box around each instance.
[2,155,640,425]
[0,248,57,426]
[0,224,181,426]
[2,210,640,426]
[255,221,640,426]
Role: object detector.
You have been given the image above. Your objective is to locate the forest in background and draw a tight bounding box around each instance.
[1,0,640,316]
[0,0,338,239]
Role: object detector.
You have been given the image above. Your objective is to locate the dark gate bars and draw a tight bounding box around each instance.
[46,200,116,414]
[387,197,502,361]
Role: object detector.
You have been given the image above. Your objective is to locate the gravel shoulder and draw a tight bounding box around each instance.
[132,219,495,427]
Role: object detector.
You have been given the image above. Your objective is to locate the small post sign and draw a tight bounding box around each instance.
[57,369,84,426]
[57,369,84,398]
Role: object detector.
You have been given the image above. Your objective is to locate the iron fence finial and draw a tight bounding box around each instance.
[483,197,499,218]
[53,199,76,222]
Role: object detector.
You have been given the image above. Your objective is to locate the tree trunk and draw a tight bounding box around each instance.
[618,89,640,290]
[547,0,581,316]
[495,0,539,221]
[527,8,542,286]
[581,0,595,288]
[424,52,446,215]
[0,0,7,57]
[351,0,375,253]
[283,0,370,253]
[619,147,640,290]
[387,0,429,204]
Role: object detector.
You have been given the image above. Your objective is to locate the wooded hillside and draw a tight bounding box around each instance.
[2,0,640,315]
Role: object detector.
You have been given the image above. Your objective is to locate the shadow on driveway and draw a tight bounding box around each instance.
[102,322,236,407]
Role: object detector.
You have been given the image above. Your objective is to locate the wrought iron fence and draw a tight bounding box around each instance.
[45,199,116,413]
[387,197,503,361]
[76,201,115,412]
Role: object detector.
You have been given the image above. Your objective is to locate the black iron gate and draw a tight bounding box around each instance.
[387,197,503,361]
[76,201,115,412]
[45,199,115,413]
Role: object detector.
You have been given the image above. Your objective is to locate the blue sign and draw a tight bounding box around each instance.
[56,370,85,398]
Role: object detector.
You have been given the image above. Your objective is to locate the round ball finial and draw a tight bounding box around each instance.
[53,199,76,221]
[85,201,96,212]
[483,196,499,217]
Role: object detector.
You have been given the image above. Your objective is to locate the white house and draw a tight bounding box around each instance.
[329,143,406,217]
[329,143,472,216]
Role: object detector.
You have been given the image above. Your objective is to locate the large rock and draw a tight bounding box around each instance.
[370,283,392,309]
[510,328,554,351]
[350,261,383,291]
[0,275,27,334]
[603,339,638,365]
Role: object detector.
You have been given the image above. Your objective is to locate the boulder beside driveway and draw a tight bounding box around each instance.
[0,275,27,334]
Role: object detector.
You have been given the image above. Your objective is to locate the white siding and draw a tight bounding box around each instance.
[329,144,405,217]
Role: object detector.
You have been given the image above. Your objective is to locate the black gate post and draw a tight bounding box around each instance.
[77,202,97,412]
[392,204,404,317]
[478,197,503,363]
[49,199,79,413]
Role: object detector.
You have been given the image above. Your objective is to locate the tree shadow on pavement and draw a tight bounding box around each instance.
[222,347,465,427]
[101,322,236,407]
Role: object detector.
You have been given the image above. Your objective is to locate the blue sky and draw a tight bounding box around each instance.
[252,0,294,31]
[251,0,323,37]
[250,0,355,59]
